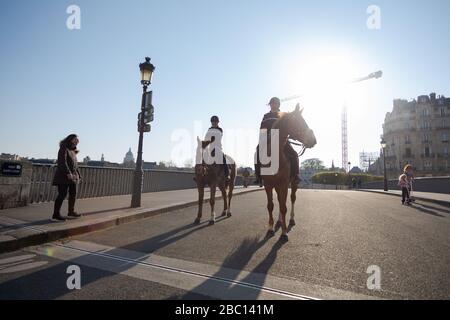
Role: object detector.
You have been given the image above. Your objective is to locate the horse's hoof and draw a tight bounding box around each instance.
[209,220,215,226]
[227,212,232,218]
[289,219,296,227]
[266,230,275,238]
[279,234,289,242]
[275,221,282,229]
[193,218,201,225]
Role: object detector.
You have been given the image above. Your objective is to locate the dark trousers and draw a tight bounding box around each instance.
[53,184,77,216]
[401,187,410,203]
[255,144,299,178]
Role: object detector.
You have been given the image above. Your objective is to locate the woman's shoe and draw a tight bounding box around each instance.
[52,214,66,221]
[68,212,82,218]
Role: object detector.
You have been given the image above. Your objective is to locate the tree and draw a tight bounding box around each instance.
[183,158,194,169]
[301,158,326,171]
[155,161,166,169]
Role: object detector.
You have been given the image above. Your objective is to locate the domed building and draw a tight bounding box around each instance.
[123,148,135,168]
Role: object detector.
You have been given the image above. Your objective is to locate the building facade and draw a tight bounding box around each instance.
[382,93,450,177]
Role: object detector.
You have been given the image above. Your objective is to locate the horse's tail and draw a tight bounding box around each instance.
[227,155,237,189]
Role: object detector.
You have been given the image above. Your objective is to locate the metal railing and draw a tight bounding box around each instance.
[360,176,450,194]
[29,164,197,204]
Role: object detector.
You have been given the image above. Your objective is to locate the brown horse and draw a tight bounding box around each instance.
[194,137,237,225]
[261,104,317,242]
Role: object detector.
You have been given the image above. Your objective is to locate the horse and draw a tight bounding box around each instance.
[194,137,237,225]
[261,104,317,242]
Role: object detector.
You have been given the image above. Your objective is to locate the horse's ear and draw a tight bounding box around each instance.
[295,103,304,114]
[197,136,201,143]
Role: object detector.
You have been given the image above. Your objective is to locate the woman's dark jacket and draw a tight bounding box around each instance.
[52,146,81,185]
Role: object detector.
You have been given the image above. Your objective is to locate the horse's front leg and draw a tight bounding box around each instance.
[209,184,217,225]
[289,181,298,227]
[194,185,204,225]
[265,185,275,237]
[275,184,289,242]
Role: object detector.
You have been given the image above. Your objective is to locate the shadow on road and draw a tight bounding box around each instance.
[0,215,232,299]
[414,202,450,215]
[173,235,284,300]
[409,203,446,218]
[0,206,131,233]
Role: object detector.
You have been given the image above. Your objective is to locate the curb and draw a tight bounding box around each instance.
[357,189,450,208]
[0,187,264,254]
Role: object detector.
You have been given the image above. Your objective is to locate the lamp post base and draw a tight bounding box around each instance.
[131,169,143,208]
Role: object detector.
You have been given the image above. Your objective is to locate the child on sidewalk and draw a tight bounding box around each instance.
[398,173,411,205]
[404,164,415,202]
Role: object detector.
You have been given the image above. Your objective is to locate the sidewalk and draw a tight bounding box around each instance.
[358,189,450,207]
[0,186,263,254]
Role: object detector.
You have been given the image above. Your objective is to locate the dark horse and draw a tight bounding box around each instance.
[194,137,237,225]
[261,104,317,242]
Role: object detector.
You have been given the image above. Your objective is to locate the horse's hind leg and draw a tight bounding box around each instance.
[220,184,227,217]
[209,184,217,225]
[289,181,298,227]
[265,186,275,237]
[194,185,204,225]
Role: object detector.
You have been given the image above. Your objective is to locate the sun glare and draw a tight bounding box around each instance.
[278,46,374,166]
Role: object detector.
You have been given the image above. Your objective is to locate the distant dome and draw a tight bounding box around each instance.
[123,148,135,164]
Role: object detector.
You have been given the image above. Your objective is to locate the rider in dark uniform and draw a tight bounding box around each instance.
[205,115,229,181]
[254,97,300,185]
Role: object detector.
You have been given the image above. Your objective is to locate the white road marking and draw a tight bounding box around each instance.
[28,240,380,300]
[0,261,49,274]
[0,253,48,274]
[0,254,36,265]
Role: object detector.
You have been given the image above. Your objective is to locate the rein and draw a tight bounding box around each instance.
[288,139,307,157]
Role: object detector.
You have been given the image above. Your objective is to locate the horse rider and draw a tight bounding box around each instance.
[254,97,300,185]
[204,115,230,182]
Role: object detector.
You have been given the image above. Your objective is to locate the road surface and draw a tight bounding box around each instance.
[0,190,449,300]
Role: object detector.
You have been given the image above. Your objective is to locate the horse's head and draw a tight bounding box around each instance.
[196,136,212,150]
[286,104,317,149]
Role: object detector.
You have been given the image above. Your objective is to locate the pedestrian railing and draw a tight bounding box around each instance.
[360,176,450,194]
[29,164,197,204]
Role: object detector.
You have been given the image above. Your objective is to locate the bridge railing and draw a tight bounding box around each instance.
[29,164,198,204]
[29,164,245,204]
[360,176,450,194]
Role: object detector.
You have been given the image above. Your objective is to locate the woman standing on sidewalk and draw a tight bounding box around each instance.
[51,134,82,221]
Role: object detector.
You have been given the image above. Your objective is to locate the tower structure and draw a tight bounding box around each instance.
[341,104,348,172]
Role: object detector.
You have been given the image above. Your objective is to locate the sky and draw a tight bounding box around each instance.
[1,0,450,169]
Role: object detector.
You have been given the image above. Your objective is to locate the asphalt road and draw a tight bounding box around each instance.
[0,190,449,300]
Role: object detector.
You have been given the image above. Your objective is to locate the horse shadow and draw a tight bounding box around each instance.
[172,234,284,300]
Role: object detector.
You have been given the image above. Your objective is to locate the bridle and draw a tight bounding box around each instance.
[287,115,310,158]
[288,139,307,157]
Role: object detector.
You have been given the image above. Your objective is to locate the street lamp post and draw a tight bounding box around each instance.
[335,173,338,190]
[348,161,351,188]
[131,57,155,208]
[381,138,388,191]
